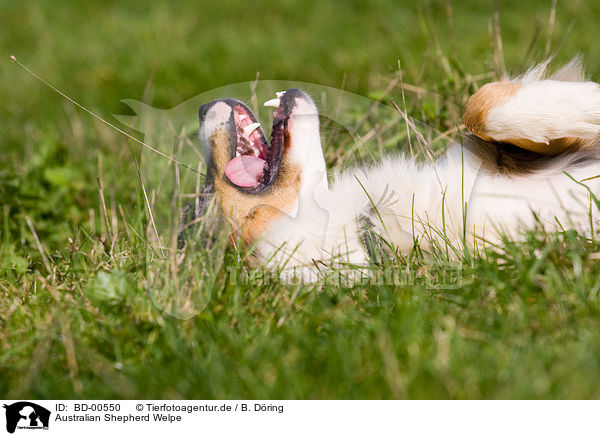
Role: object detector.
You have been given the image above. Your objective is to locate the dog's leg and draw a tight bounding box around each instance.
[464,71,600,154]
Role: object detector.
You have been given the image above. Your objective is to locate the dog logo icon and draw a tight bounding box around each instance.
[3,402,50,433]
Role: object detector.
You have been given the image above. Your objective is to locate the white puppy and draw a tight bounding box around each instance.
[192,60,600,280]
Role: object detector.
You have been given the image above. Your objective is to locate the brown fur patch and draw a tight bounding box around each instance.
[209,130,235,176]
[208,129,302,245]
[463,133,599,176]
[505,137,582,155]
[463,81,522,141]
[463,82,588,155]
[240,205,284,243]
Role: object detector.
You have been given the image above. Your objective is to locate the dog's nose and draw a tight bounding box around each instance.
[199,102,211,119]
[199,101,233,124]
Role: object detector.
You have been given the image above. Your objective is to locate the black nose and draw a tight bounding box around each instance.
[198,102,213,119]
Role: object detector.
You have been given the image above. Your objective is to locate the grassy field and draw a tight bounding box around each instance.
[2,0,600,399]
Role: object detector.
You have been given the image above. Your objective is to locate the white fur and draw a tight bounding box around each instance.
[250,66,600,281]
[485,80,600,144]
[258,145,600,277]
[285,96,329,216]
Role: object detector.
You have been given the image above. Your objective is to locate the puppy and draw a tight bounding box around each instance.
[191,60,600,280]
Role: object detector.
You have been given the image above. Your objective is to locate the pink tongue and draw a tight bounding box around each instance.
[225,155,267,188]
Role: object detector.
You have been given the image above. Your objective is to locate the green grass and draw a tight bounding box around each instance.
[3,0,600,399]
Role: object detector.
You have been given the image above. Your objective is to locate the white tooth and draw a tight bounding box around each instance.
[239,114,248,121]
[263,98,280,107]
[243,122,261,136]
[276,91,285,98]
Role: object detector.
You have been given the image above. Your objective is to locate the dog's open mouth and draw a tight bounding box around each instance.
[224,103,272,188]
[199,89,307,194]
[224,92,291,191]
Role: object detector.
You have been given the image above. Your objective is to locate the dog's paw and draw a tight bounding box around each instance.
[464,80,600,154]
